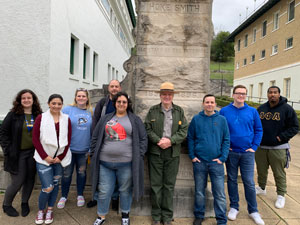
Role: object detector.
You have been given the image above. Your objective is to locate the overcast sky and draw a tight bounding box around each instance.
[212,0,267,33]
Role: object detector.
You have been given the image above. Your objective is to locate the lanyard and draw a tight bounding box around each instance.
[25,114,34,132]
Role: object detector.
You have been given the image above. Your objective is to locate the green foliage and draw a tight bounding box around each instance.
[211,31,234,62]
[210,58,234,71]
[210,72,233,86]
[215,96,260,108]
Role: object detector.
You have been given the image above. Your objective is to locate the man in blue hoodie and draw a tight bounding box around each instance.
[220,85,264,225]
[187,94,230,225]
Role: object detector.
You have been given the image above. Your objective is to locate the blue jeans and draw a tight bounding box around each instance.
[61,152,87,198]
[226,151,258,214]
[36,162,63,210]
[97,161,132,215]
[193,161,227,225]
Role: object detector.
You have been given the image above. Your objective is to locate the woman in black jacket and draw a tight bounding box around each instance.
[0,89,42,217]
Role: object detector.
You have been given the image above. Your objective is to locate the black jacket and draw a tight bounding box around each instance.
[92,96,110,132]
[0,112,37,174]
[257,96,299,146]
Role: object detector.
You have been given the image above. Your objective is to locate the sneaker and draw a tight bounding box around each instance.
[45,209,53,224]
[228,208,239,221]
[77,195,85,207]
[93,217,106,225]
[3,205,19,217]
[35,210,44,224]
[255,186,266,195]
[249,212,265,225]
[122,218,130,225]
[193,218,203,225]
[57,197,67,209]
[275,195,285,209]
[151,221,160,225]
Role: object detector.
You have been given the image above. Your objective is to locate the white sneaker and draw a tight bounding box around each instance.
[249,212,265,225]
[275,195,285,209]
[255,186,266,195]
[77,195,85,207]
[57,197,67,209]
[228,208,239,221]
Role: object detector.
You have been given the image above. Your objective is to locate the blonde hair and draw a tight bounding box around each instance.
[71,88,93,115]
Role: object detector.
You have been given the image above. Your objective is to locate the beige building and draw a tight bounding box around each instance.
[228,0,300,109]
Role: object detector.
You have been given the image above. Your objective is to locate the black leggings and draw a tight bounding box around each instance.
[3,149,36,206]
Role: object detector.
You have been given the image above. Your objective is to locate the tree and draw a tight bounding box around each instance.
[211,31,234,62]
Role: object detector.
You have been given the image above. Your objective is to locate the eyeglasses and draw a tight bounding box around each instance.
[116,100,128,104]
[77,88,87,92]
[234,92,247,96]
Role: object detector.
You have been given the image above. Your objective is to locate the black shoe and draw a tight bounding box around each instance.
[87,200,97,208]
[121,213,130,225]
[112,198,119,211]
[21,202,30,217]
[193,218,203,225]
[3,205,19,217]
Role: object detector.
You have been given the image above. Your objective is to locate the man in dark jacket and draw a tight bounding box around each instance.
[256,86,299,209]
[145,82,188,225]
[88,79,121,208]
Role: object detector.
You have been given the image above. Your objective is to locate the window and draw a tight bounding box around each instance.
[258,82,263,101]
[249,84,253,101]
[69,35,78,75]
[273,12,279,30]
[251,54,255,63]
[262,20,267,37]
[108,64,111,81]
[270,80,276,86]
[244,34,248,47]
[236,62,239,69]
[288,1,295,22]
[286,37,293,49]
[237,39,241,51]
[261,49,266,59]
[116,70,119,80]
[70,37,75,75]
[272,44,278,55]
[93,52,98,82]
[83,45,90,79]
[253,28,257,43]
[101,0,110,14]
[243,58,247,66]
[283,78,291,99]
[112,67,115,79]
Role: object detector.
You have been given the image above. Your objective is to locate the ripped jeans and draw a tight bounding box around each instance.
[36,162,63,210]
[61,152,87,198]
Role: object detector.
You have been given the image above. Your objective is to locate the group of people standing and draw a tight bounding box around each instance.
[0,80,298,225]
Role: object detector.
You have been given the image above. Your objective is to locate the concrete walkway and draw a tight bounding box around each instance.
[1,134,300,225]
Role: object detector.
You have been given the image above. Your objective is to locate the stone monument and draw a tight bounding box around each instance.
[123,0,214,218]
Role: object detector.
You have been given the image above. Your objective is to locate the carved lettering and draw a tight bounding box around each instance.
[141,2,202,14]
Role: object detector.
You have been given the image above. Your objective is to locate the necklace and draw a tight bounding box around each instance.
[25,114,34,132]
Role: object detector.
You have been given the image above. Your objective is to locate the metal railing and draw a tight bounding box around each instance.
[247,96,300,109]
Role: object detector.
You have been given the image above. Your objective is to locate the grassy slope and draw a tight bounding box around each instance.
[210,58,234,86]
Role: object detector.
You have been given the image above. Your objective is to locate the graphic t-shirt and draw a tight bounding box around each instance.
[100,115,133,162]
[62,106,92,153]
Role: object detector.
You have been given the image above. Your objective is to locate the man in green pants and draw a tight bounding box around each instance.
[145,82,188,225]
[256,86,299,209]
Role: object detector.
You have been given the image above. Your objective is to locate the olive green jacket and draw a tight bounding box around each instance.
[144,103,188,157]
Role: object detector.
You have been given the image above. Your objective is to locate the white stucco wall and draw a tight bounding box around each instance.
[234,62,300,110]
[0,0,51,118]
[0,0,134,119]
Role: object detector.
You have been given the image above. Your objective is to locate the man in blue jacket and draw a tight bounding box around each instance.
[187,94,230,225]
[220,85,264,225]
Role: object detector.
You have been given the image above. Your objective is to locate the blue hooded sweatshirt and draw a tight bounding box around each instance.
[220,102,263,153]
[187,110,230,163]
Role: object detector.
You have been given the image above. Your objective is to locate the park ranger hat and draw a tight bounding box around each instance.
[156,82,179,93]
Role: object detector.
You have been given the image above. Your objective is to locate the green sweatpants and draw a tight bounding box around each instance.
[149,148,180,223]
[255,147,287,196]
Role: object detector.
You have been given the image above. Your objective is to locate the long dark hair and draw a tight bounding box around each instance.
[11,89,42,115]
[112,92,133,113]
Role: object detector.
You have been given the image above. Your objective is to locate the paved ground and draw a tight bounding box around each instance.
[1,134,300,225]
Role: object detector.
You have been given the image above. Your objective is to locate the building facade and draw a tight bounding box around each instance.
[228,0,300,109]
[0,0,135,119]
